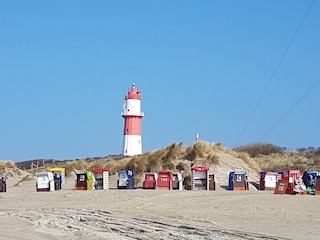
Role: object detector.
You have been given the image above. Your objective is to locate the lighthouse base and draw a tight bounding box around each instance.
[123,135,142,156]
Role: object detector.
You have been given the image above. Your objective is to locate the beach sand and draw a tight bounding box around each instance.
[1,175,320,240]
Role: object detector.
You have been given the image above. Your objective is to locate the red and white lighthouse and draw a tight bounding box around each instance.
[122,83,144,156]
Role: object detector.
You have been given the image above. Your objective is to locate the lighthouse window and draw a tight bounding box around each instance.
[126,129,129,132]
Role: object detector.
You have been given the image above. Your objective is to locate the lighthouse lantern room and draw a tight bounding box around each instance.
[122,83,144,156]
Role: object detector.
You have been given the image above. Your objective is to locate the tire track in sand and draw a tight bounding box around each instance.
[3,208,290,240]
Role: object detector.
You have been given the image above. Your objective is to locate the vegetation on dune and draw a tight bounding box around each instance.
[0,160,33,184]
[62,158,130,177]
[10,141,320,187]
[0,160,19,176]
[233,143,320,171]
[0,160,17,171]
[14,141,221,186]
[183,142,222,169]
[124,143,183,184]
[229,151,261,172]
[253,151,320,172]
[233,143,285,158]
[13,174,34,186]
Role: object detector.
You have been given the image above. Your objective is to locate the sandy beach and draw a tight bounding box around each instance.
[0,175,319,240]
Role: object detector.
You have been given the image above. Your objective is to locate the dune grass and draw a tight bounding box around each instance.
[0,160,16,169]
[253,152,314,171]
[0,160,17,175]
[233,143,285,158]
[13,174,34,186]
[10,141,320,188]
[233,143,320,171]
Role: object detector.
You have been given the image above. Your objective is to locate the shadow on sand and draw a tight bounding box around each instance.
[249,181,260,190]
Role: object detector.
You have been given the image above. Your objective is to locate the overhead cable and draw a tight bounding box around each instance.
[234,0,314,148]
[259,80,320,142]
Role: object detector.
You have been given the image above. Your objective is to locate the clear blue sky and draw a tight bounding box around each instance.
[1,1,319,162]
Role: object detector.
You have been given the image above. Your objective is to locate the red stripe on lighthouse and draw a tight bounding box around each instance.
[123,116,142,135]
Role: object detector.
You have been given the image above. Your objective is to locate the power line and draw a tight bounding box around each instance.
[259,79,320,142]
[234,0,314,148]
